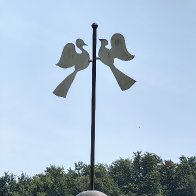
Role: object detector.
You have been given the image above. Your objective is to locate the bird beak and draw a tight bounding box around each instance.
[99,39,104,41]
[84,43,88,46]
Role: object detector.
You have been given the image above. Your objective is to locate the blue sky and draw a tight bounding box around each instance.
[0,0,196,176]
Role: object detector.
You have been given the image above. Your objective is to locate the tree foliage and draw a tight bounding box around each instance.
[0,152,196,195]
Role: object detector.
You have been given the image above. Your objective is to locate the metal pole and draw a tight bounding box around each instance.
[90,23,98,190]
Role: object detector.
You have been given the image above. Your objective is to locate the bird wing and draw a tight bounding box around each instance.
[98,45,114,66]
[111,33,134,61]
[56,43,76,68]
[74,49,90,71]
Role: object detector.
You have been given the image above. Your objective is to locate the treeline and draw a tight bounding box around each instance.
[0,152,196,196]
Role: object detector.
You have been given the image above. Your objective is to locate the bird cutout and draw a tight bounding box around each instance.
[98,33,136,91]
[53,39,90,98]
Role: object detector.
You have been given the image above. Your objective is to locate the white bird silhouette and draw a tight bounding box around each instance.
[53,39,90,98]
[98,33,135,90]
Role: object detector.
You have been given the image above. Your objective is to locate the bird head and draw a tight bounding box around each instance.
[99,39,108,46]
[76,39,87,48]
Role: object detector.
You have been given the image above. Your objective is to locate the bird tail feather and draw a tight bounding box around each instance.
[53,71,77,98]
[110,65,136,91]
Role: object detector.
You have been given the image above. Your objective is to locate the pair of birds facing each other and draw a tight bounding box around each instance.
[53,33,136,98]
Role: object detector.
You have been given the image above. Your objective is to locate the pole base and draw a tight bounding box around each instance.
[76,190,107,196]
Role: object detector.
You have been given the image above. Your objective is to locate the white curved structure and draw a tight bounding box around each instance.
[76,190,107,196]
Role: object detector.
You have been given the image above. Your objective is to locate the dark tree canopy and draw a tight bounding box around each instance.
[1,152,196,196]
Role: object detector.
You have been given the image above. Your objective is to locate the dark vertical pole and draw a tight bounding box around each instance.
[90,23,98,190]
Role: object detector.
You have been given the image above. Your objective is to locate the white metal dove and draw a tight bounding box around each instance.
[53,39,90,98]
[98,33,135,90]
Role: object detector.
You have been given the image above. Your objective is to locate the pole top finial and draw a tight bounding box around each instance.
[92,23,98,29]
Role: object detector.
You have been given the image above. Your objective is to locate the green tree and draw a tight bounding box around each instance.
[160,160,176,195]
[188,156,196,180]
[139,153,162,195]
[1,152,196,195]
[14,173,32,196]
[0,172,17,196]
[109,157,132,194]
[67,162,122,195]
[66,162,90,195]
[128,151,143,194]
[174,156,196,196]
[30,165,72,196]
[95,164,122,195]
